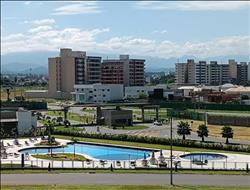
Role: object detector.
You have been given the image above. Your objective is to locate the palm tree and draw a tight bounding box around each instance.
[221,125,233,144]
[197,124,209,142]
[177,121,191,140]
[71,137,78,160]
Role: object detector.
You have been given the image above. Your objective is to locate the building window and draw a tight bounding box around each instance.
[107,89,110,91]
[103,95,106,97]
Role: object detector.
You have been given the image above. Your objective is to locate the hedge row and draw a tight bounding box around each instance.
[1,101,47,110]
[157,101,250,111]
[53,129,250,153]
[167,109,205,121]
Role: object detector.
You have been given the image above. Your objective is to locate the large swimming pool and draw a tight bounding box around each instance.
[20,143,152,160]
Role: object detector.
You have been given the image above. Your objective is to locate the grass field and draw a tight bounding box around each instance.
[54,135,250,155]
[32,153,87,161]
[2,185,249,190]
[186,120,250,141]
[46,111,95,123]
[1,168,249,175]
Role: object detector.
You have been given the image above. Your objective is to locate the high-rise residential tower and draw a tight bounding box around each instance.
[48,48,101,98]
[101,55,145,86]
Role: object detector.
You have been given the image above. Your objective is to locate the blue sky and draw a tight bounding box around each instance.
[1,1,250,58]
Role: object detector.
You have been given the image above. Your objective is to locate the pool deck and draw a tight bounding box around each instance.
[1,137,250,170]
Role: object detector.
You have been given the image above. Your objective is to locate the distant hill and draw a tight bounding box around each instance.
[1,51,249,74]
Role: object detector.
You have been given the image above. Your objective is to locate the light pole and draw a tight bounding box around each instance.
[170,116,173,185]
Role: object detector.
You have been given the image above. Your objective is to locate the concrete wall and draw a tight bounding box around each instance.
[16,110,37,135]
[101,109,133,126]
[25,90,48,99]
[208,115,250,127]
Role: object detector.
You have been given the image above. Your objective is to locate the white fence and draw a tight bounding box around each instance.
[2,159,249,171]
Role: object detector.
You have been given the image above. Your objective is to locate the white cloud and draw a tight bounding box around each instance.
[52,2,101,15]
[28,25,53,33]
[153,30,167,34]
[24,1,31,5]
[135,1,250,11]
[1,24,249,59]
[1,27,110,55]
[24,19,55,26]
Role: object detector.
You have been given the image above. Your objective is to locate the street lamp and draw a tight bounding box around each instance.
[170,116,173,185]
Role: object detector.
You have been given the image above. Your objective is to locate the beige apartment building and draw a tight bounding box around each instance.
[175,59,249,86]
[102,55,145,86]
[48,48,101,98]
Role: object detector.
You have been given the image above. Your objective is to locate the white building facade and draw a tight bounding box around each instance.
[73,84,124,103]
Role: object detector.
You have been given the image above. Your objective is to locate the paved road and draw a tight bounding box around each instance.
[2,173,250,186]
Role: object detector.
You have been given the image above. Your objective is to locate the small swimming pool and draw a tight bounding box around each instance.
[180,152,227,161]
[20,143,152,161]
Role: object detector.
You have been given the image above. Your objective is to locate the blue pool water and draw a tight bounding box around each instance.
[180,153,227,161]
[20,143,152,160]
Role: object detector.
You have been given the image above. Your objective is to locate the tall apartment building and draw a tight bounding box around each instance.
[48,48,101,98]
[176,59,207,85]
[248,62,250,82]
[176,60,234,86]
[186,59,196,85]
[102,55,145,86]
[175,63,187,85]
[228,59,237,83]
[195,61,207,85]
[237,62,248,85]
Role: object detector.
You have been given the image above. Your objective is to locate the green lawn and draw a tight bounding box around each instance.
[32,153,87,161]
[2,185,249,190]
[188,109,250,115]
[1,168,249,175]
[54,135,250,155]
[46,111,95,123]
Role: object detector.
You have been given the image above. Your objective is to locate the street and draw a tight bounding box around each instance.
[2,173,250,186]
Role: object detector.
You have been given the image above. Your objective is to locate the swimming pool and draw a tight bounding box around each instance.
[180,152,227,161]
[20,143,152,160]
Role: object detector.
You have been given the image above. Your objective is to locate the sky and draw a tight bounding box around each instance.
[1,1,250,59]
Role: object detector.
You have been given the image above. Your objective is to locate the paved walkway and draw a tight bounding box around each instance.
[2,173,250,186]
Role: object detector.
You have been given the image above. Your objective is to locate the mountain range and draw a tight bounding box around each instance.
[1,51,249,75]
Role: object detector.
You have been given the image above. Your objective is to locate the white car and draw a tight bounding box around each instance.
[153,121,163,126]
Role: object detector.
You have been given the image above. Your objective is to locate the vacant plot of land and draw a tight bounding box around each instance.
[187,120,250,141]
[46,111,95,123]
[2,185,249,190]
[1,86,47,100]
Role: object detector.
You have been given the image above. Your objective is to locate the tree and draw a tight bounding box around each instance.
[221,125,233,144]
[71,137,78,160]
[64,120,71,128]
[56,117,63,125]
[197,124,209,142]
[177,121,191,140]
